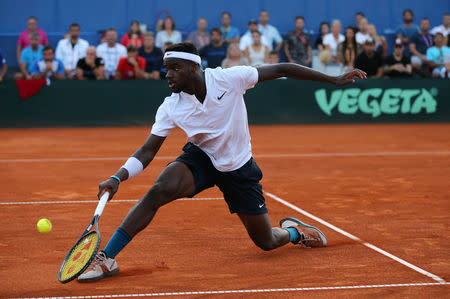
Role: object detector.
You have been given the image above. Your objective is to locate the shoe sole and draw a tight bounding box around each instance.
[78,267,120,283]
[280,217,327,247]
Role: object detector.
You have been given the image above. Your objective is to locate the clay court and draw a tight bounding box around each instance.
[0,124,449,298]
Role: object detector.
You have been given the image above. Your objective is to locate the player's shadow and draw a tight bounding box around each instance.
[119,261,170,278]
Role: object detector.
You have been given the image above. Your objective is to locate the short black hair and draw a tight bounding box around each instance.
[43,45,54,53]
[434,32,444,38]
[355,12,365,17]
[210,27,222,36]
[70,23,80,29]
[221,11,231,18]
[295,16,305,21]
[28,16,37,21]
[165,42,199,56]
[403,9,414,16]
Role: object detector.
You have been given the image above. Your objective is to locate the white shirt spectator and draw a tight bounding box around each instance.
[96,42,127,77]
[430,25,449,38]
[239,32,270,51]
[258,24,282,50]
[155,30,182,49]
[151,66,259,172]
[322,33,345,56]
[55,38,89,73]
[356,32,371,45]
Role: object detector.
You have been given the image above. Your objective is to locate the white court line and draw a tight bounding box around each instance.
[1,151,449,163]
[265,192,446,283]
[14,282,450,298]
[0,198,222,205]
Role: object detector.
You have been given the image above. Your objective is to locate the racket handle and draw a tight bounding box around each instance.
[94,192,109,217]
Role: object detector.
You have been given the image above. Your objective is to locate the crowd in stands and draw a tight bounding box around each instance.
[1,10,449,83]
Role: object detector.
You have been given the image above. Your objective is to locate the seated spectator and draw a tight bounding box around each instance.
[120,21,144,48]
[199,28,228,68]
[15,32,43,79]
[0,49,7,83]
[409,18,434,74]
[239,20,270,51]
[115,45,146,80]
[159,41,173,79]
[138,32,163,80]
[426,33,450,77]
[258,10,283,51]
[384,39,412,77]
[430,13,449,45]
[267,50,280,64]
[354,38,383,78]
[322,20,345,63]
[284,16,312,66]
[315,22,330,51]
[16,16,48,64]
[186,18,210,50]
[356,17,371,45]
[367,24,387,57]
[354,12,365,32]
[31,46,65,80]
[244,31,269,66]
[338,26,361,71]
[76,46,106,80]
[220,12,240,44]
[221,42,249,68]
[97,28,127,79]
[396,9,419,47]
[155,16,182,49]
[55,23,89,79]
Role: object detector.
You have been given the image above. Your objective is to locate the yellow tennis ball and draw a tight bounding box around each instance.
[37,218,52,233]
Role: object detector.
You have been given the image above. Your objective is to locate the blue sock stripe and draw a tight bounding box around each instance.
[285,227,300,243]
[103,227,132,258]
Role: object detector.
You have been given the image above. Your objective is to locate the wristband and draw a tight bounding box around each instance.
[110,175,121,184]
[122,157,144,179]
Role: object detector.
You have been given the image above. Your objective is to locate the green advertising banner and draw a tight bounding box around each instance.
[0,78,449,128]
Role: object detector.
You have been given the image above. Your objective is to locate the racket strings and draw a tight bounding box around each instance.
[60,233,98,281]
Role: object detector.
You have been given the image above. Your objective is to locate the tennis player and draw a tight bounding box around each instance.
[79,42,366,282]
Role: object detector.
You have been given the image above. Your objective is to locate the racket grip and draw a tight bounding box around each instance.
[94,192,109,217]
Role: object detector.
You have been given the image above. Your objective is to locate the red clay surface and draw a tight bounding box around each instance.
[0,124,449,298]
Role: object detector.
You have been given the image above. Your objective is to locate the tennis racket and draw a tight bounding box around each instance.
[58,192,109,283]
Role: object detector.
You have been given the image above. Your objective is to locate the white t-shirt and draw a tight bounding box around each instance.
[430,25,450,37]
[151,66,259,172]
[239,32,270,51]
[356,32,371,45]
[96,43,127,76]
[55,38,89,72]
[323,33,345,56]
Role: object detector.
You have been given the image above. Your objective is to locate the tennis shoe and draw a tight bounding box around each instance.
[78,251,119,282]
[280,217,327,248]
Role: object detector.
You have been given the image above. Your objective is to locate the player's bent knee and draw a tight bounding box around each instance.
[145,181,178,207]
[253,239,277,251]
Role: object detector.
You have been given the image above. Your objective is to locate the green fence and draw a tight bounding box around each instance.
[1,78,449,127]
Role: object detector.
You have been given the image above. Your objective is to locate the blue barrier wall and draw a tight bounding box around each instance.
[0,0,449,66]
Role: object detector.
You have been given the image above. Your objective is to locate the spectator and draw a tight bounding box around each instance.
[430,13,449,46]
[120,21,144,48]
[31,46,65,80]
[284,16,312,66]
[267,50,280,64]
[426,33,450,77]
[409,18,434,73]
[315,22,330,51]
[159,41,173,79]
[384,38,412,77]
[338,26,361,71]
[155,16,182,49]
[55,23,89,79]
[258,10,283,51]
[138,32,163,80]
[220,12,240,44]
[76,46,106,80]
[367,24,387,57]
[15,32,43,79]
[244,31,269,66]
[239,20,270,51]
[396,9,419,46]
[221,42,249,68]
[115,45,146,80]
[97,28,127,79]
[199,28,228,68]
[355,17,371,45]
[16,16,48,64]
[186,18,210,50]
[354,38,383,78]
[354,12,365,32]
[0,49,7,83]
[322,20,345,62]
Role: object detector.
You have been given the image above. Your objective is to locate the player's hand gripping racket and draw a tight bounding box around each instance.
[58,192,109,283]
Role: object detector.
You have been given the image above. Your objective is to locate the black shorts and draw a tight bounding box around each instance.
[174,142,268,215]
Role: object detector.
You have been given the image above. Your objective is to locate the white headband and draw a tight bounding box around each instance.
[163,51,201,65]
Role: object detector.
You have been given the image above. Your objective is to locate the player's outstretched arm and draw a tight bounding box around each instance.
[98,134,166,200]
[257,63,367,86]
